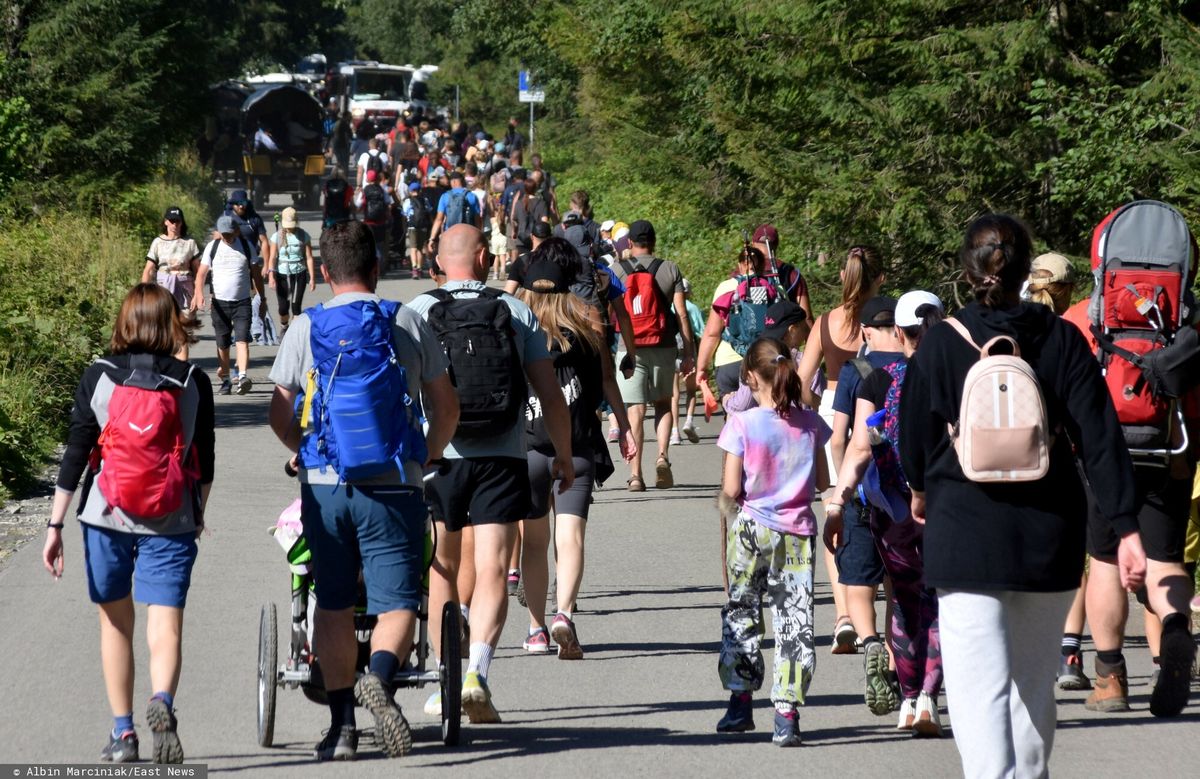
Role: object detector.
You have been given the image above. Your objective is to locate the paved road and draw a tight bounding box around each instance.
[1,200,1198,776]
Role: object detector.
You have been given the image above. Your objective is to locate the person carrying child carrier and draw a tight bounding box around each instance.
[1068,202,1200,719]
[43,284,214,766]
[322,168,355,229]
[267,221,461,762]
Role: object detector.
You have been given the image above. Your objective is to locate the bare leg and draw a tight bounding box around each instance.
[654,399,673,461]
[98,597,136,717]
[234,340,250,376]
[1063,572,1088,635]
[371,610,417,660]
[216,347,231,380]
[555,515,586,613]
[1085,557,1128,653]
[846,583,879,640]
[627,403,646,481]
[458,525,476,609]
[146,605,184,697]
[313,607,357,690]
[470,522,517,648]
[429,522,461,658]
[521,516,551,630]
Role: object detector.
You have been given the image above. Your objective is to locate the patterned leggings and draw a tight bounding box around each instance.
[719,513,815,707]
[868,506,942,700]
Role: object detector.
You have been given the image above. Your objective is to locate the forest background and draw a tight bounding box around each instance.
[0,0,1198,496]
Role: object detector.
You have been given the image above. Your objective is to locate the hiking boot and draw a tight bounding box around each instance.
[100,729,139,763]
[523,626,552,654]
[550,613,584,660]
[681,422,700,443]
[1150,619,1195,718]
[314,725,358,761]
[218,377,232,395]
[896,698,917,731]
[863,640,898,715]
[355,672,412,757]
[506,569,521,597]
[461,672,502,724]
[1085,660,1130,713]
[146,695,183,764]
[716,692,755,733]
[1057,650,1091,691]
[831,617,858,655]
[771,708,802,747]
[236,374,253,395]
[655,458,674,489]
[911,691,943,738]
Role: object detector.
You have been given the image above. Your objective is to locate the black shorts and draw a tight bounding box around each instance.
[716,361,743,397]
[527,449,596,520]
[834,497,885,586]
[211,297,251,350]
[1087,465,1192,563]
[425,457,531,532]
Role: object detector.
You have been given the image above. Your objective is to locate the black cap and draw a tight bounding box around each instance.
[522,260,571,293]
[531,221,553,240]
[860,296,897,327]
[163,206,184,222]
[762,301,807,341]
[628,219,655,245]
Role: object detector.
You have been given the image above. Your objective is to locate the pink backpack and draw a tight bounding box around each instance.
[946,319,1052,482]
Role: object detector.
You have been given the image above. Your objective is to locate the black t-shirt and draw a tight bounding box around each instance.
[856,363,903,409]
[507,253,532,285]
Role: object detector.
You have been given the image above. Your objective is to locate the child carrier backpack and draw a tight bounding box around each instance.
[443,189,474,228]
[619,258,674,347]
[945,318,1053,482]
[425,288,527,438]
[1087,200,1199,458]
[94,355,200,519]
[297,299,427,481]
[721,274,782,355]
[860,359,911,522]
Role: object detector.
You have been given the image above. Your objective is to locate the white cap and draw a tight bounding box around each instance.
[895,290,943,327]
[600,219,615,232]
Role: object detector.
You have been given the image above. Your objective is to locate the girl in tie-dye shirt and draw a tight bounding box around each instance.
[715,337,831,747]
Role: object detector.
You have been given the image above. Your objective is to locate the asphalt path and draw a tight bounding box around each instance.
[1,198,1198,776]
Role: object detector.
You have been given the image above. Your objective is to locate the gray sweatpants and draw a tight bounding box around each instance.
[938,589,1074,779]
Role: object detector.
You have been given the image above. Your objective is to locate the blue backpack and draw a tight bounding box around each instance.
[721,274,782,355]
[443,188,474,228]
[297,299,427,481]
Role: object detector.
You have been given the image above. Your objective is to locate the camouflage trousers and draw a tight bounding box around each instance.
[719,512,816,706]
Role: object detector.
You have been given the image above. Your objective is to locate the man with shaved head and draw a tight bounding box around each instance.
[406,224,574,724]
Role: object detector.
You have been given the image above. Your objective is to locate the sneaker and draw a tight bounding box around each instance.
[655,457,674,489]
[863,640,898,715]
[550,613,584,660]
[218,378,232,395]
[146,695,183,764]
[1085,661,1130,712]
[716,692,755,733]
[461,672,502,724]
[681,422,700,444]
[423,690,441,717]
[506,570,521,597]
[896,698,917,731]
[1149,620,1195,717]
[771,708,802,747]
[100,729,139,763]
[314,725,358,761]
[1057,650,1091,691]
[670,429,681,446]
[607,427,619,443]
[911,691,943,738]
[831,617,858,655]
[355,672,413,757]
[411,269,421,280]
[523,626,552,654]
[236,374,253,395]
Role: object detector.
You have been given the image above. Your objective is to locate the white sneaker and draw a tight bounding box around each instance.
[912,691,943,737]
[670,429,681,446]
[681,422,699,443]
[423,690,441,716]
[896,698,916,731]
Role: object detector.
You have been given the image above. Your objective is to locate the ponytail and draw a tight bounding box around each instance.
[741,337,803,418]
[899,304,945,349]
[1026,270,1073,315]
[961,214,1033,308]
[841,245,883,335]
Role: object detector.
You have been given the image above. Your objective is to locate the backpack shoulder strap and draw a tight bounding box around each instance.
[850,357,874,381]
[947,317,1021,358]
[647,258,664,276]
[619,259,636,276]
[475,287,505,301]
[426,288,453,304]
[945,318,981,352]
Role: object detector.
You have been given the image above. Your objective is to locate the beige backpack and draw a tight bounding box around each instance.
[946,318,1052,482]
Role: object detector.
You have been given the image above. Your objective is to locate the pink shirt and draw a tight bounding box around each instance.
[718,405,831,536]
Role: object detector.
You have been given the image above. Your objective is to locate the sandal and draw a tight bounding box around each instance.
[831,615,859,655]
[655,457,674,489]
[627,476,646,492]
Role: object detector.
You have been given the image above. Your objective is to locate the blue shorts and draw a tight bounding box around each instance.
[834,498,885,587]
[300,483,426,614]
[81,524,198,607]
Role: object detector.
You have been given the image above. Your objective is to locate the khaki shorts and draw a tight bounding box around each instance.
[617,346,677,404]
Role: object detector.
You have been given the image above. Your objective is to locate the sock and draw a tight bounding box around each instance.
[1061,633,1082,656]
[685,413,694,427]
[467,642,494,679]
[369,650,400,689]
[327,687,356,730]
[557,609,572,622]
[774,702,797,715]
[1096,649,1125,670]
[507,569,519,579]
[113,713,134,737]
[151,691,174,711]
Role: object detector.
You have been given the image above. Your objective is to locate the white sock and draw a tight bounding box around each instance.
[467,642,494,679]
[685,414,694,427]
[460,604,470,623]
[558,609,572,622]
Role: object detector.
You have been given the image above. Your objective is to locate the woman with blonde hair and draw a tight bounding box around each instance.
[1024,252,1075,315]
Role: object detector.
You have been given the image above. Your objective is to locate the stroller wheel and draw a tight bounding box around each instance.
[439,601,463,746]
[257,604,278,747]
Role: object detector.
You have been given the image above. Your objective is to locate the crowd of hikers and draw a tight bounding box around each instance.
[37,103,1200,778]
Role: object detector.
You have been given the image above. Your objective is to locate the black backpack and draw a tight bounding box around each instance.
[324,178,350,223]
[362,183,388,223]
[409,192,433,229]
[207,235,254,263]
[425,288,526,438]
[365,150,388,179]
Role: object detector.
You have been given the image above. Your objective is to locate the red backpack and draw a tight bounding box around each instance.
[619,258,674,347]
[94,357,199,519]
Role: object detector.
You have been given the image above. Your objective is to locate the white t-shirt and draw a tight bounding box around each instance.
[201,238,253,302]
[356,150,389,178]
[146,236,200,275]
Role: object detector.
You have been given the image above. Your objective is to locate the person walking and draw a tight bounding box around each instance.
[353,169,393,269]
[899,213,1147,778]
[611,220,695,492]
[194,216,265,396]
[266,206,315,333]
[42,283,214,765]
[406,225,575,724]
[142,206,201,359]
[715,336,831,747]
[671,278,706,444]
[267,221,460,761]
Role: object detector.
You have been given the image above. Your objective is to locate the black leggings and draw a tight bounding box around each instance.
[275,270,309,318]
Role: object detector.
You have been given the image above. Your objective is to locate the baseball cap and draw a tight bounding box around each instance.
[860,296,897,327]
[408,181,420,191]
[228,189,249,205]
[628,220,655,245]
[522,260,571,293]
[280,207,298,229]
[216,215,236,234]
[895,290,944,328]
[752,224,779,250]
[762,301,808,341]
[600,219,615,233]
[1030,252,1073,284]
[495,141,507,153]
[163,206,184,222]
[365,169,378,183]
[531,222,553,240]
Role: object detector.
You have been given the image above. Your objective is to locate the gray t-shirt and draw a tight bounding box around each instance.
[406,280,551,460]
[269,291,450,485]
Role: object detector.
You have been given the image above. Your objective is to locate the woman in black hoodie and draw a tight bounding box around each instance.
[899,214,1147,778]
